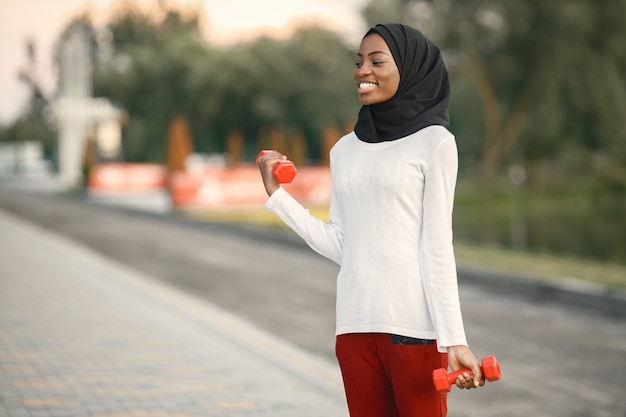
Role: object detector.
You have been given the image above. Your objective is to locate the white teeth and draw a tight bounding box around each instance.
[359,82,377,89]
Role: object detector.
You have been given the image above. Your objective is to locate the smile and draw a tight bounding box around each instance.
[358,82,378,91]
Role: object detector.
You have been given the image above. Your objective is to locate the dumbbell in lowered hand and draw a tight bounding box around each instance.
[432,356,501,392]
[256,150,297,184]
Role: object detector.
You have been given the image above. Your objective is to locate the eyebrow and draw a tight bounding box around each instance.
[356,50,390,57]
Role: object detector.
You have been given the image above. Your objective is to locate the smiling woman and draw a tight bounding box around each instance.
[353,33,400,105]
[257,23,487,417]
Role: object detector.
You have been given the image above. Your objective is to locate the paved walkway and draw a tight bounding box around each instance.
[0,208,347,417]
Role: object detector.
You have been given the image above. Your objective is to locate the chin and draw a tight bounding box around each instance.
[359,96,378,105]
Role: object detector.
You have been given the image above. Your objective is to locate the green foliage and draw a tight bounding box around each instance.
[4,0,624,190]
[93,9,208,162]
[91,8,358,163]
[0,39,55,157]
[0,113,55,156]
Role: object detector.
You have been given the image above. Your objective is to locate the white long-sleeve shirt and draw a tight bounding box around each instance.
[265,125,467,352]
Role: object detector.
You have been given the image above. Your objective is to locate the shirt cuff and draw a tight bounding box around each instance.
[265,186,287,210]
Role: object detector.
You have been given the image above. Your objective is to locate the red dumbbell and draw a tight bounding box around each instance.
[256,150,297,184]
[432,356,501,392]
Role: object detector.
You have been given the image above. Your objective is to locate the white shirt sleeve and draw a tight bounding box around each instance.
[265,187,344,265]
[419,136,468,352]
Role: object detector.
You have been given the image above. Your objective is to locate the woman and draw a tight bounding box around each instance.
[257,23,484,417]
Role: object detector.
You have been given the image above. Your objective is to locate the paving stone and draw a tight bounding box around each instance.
[0,209,347,417]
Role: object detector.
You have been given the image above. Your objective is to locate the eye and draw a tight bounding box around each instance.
[354,61,363,68]
[372,60,384,66]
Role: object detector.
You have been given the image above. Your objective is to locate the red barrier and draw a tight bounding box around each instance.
[89,163,331,208]
[88,163,167,192]
[168,166,331,208]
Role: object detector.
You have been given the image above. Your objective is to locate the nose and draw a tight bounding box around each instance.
[354,63,372,78]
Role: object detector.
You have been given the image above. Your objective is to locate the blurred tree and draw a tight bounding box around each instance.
[362,0,626,189]
[186,27,358,161]
[321,125,342,166]
[166,116,193,172]
[93,7,207,163]
[88,5,359,164]
[289,127,308,166]
[0,39,55,158]
[282,28,358,157]
[225,129,244,167]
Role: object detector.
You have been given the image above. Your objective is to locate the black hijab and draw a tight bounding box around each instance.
[354,23,450,143]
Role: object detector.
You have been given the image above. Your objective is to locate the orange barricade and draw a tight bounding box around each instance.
[168,166,331,208]
[89,163,331,208]
[88,163,167,192]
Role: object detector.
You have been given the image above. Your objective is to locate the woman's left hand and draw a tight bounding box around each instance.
[446,345,485,389]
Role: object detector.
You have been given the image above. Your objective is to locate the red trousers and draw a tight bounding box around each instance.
[336,333,448,417]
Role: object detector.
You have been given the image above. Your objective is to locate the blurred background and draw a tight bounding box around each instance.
[1,2,625,416]
[0,0,625,289]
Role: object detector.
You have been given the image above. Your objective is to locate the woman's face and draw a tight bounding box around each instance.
[353,33,400,105]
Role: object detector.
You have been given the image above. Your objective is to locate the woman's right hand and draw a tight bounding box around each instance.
[256,150,284,196]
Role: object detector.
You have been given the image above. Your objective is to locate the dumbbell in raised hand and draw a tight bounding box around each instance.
[256,150,297,184]
[432,356,501,392]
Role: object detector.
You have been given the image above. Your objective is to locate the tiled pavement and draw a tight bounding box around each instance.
[0,208,347,417]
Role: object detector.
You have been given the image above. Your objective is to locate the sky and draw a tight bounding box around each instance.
[0,0,368,125]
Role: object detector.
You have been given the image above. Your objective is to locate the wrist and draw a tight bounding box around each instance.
[446,345,468,353]
[266,184,281,197]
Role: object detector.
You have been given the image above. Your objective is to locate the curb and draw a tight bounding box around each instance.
[457,264,626,319]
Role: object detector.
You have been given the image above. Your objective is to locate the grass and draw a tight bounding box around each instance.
[183,205,626,291]
[453,243,626,290]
